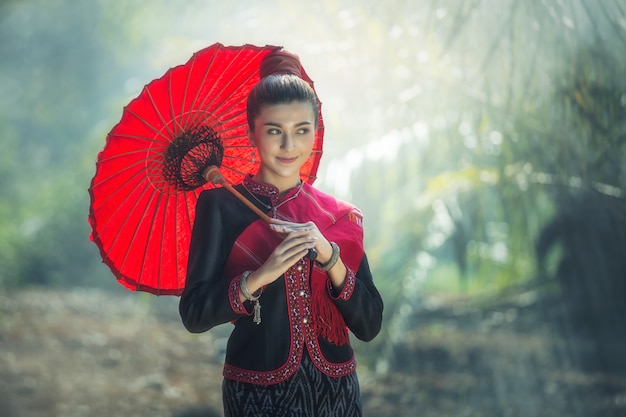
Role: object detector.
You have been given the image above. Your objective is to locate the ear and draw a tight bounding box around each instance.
[247,127,256,147]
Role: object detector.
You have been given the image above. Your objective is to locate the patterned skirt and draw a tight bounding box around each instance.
[222,352,363,417]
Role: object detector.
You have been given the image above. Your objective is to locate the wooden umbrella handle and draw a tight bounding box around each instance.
[203,166,272,223]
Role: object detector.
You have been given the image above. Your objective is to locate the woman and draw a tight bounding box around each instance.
[179,49,384,417]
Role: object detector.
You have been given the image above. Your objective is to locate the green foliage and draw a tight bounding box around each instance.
[336,0,626,309]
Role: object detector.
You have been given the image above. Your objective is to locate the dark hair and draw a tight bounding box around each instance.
[246,74,319,130]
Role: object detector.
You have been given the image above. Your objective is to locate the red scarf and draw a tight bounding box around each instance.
[224,182,364,345]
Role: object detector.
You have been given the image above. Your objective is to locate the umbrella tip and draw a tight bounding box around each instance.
[203,166,224,185]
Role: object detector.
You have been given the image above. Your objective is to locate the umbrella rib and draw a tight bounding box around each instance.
[145,87,175,138]
[168,72,185,134]
[106,133,169,145]
[159,189,185,295]
[179,190,198,293]
[124,107,171,142]
[222,154,255,164]
[178,59,192,130]
[91,165,149,213]
[182,46,221,129]
[91,162,170,241]
[219,164,250,179]
[91,153,164,199]
[95,145,164,165]
[117,181,163,291]
[171,192,180,296]
[186,44,234,128]
[189,46,268,128]
[219,143,252,150]
[214,118,248,135]
[103,176,154,275]
[93,155,169,199]
[177,56,193,131]
[197,57,260,124]
[134,187,166,295]
[93,164,154,235]
[221,134,249,143]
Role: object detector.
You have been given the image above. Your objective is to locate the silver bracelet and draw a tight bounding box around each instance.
[318,242,340,271]
[240,270,262,324]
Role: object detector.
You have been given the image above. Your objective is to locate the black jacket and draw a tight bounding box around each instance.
[179,183,383,385]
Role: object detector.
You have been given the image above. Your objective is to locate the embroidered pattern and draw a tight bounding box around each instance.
[223,258,355,384]
[243,175,280,205]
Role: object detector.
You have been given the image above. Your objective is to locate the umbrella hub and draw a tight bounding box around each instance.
[158,124,225,192]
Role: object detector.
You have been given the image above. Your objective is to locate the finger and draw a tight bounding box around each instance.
[268,219,299,227]
[269,223,303,231]
[280,235,317,252]
[269,224,293,234]
[276,237,317,260]
[283,246,317,265]
[273,230,313,242]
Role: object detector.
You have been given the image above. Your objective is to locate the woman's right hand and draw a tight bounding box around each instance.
[242,229,317,294]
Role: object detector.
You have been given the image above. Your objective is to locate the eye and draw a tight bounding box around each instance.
[296,127,311,134]
[266,128,281,135]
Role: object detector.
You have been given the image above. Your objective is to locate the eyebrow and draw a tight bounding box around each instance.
[263,121,313,127]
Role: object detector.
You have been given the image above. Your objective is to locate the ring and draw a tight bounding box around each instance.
[306,248,318,260]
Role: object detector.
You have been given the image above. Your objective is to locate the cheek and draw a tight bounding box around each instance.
[304,134,316,149]
[255,138,278,156]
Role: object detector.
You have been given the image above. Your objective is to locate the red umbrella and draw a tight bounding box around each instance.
[88,43,324,295]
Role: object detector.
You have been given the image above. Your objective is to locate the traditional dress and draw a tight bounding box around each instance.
[180,175,383,417]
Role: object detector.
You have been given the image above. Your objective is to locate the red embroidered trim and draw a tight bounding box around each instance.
[228,275,249,316]
[330,267,356,301]
[223,353,302,386]
[306,338,356,378]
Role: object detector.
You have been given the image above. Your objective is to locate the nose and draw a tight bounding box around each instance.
[281,132,295,150]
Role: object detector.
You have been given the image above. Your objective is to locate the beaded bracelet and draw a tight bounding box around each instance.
[240,270,262,324]
[317,242,340,271]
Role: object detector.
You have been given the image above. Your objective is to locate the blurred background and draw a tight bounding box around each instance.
[1,0,625,416]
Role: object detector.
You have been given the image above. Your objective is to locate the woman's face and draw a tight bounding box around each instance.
[249,101,316,191]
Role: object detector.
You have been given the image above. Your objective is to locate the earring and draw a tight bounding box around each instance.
[251,151,256,164]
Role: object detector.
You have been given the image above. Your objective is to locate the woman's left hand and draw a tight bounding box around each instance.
[268,219,334,265]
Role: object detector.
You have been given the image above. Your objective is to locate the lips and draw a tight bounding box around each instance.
[277,157,298,164]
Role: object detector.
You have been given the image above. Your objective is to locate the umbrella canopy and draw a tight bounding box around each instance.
[88,43,324,295]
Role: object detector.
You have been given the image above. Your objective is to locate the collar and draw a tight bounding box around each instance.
[242,174,302,207]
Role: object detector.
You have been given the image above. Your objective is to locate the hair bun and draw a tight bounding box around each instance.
[260,49,302,78]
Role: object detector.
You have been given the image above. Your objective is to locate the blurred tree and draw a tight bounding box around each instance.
[336,0,626,370]
[0,0,168,288]
[535,42,626,373]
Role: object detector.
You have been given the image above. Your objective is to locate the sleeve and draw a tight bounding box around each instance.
[328,253,384,342]
[178,190,251,333]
